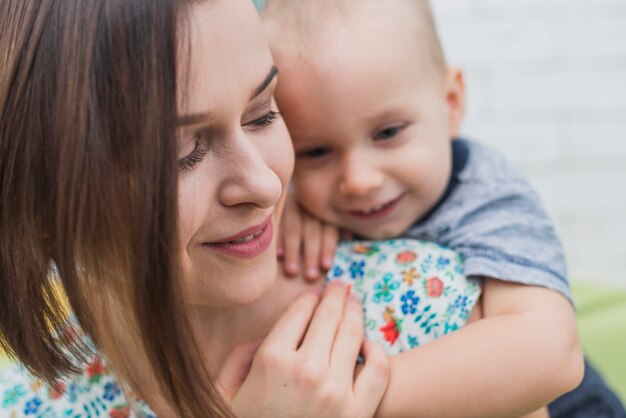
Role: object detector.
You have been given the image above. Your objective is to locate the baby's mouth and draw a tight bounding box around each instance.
[347,193,406,219]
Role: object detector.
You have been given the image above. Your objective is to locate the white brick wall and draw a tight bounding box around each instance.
[431,0,626,286]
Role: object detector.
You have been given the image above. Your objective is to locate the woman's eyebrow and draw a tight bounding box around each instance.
[251,65,278,100]
[177,112,211,127]
[177,66,279,128]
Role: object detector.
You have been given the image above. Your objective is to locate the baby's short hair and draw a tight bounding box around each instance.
[261,0,446,74]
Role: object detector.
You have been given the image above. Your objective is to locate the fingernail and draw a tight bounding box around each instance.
[349,293,362,303]
[286,262,299,274]
[306,267,319,278]
[322,257,332,269]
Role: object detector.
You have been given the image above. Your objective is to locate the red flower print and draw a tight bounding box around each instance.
[49,382,66,399]
[379,319,400,345]
[109,406,130,418]
[396,250,417,265]
[86,358,106,383]
[426,277,444,298]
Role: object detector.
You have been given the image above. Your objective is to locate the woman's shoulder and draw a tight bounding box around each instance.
[0,318,156,418]
[0,357,142,418]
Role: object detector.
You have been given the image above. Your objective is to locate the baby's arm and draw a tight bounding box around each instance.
[377,278,583,418]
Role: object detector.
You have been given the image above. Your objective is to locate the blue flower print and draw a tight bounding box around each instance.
[332,265,344,278]
[349,260,366,279]
[24,396,42,415]
[408,335,419,349]
[373,273,400,303]
[454,295,469,309]
[436,256,450,270]
[65,383,79,403]
[103,382,121,401]
[400,290,420,315]
[453,295,471,319]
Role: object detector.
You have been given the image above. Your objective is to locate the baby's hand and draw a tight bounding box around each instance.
[278,192,340,281]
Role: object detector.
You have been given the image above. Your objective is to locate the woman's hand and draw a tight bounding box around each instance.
[218,283,389,418]
[278,191,341,281]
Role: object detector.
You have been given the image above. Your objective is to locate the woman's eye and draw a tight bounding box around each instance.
[248,110,282,127]
[178,139,208,171]
[298,147,331,159]
[374,125,403,141]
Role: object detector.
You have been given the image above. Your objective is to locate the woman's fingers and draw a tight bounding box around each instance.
[353,340,390,408]
[298,282,348,357]
[330,294,365,377]
[233,285,389,418]
[262,291,320,351]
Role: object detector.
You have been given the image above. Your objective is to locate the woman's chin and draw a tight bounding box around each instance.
[185,255,279,307]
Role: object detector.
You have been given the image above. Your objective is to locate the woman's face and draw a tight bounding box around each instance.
[176,0,293,307]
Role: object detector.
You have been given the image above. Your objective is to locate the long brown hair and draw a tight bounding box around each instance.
[0,0,230,416]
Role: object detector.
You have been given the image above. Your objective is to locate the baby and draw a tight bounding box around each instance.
[260,0,584,417]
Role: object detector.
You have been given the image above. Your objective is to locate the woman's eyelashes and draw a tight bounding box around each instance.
[177,110,282,171]
[245,110,282,128]
[178,138,208,171]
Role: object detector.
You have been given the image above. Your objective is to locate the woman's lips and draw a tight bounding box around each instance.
[346,193,405,220]
[203,216,273,258]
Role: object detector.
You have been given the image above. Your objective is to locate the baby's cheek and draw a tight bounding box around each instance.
[293,173,317,201]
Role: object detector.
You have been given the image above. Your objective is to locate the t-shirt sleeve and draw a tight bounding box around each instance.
[440,170,572,303]
[327,239,481,355]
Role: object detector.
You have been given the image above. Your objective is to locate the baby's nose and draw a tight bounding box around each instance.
[338,159,384,196]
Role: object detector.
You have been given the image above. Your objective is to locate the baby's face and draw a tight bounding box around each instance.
[273,15,464,239]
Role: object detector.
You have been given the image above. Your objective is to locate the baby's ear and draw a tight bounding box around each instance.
[445,68,466,140]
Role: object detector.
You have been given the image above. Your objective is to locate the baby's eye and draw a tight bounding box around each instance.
[298,147,331,159]
[374,125,404,141]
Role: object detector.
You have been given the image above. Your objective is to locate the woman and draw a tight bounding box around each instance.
[0,0,389,416]
[0,1,604,417]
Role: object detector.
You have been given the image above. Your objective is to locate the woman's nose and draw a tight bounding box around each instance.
[338,153,384,196]
[217,133,282,209]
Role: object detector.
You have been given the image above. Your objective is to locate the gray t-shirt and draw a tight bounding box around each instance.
[405,139,571,302]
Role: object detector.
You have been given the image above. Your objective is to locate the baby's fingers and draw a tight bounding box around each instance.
[320,223,339,271]
[281,199,303,276]
[302,213,323,280]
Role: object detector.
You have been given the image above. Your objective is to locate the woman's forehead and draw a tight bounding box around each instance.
[177,0,274,115]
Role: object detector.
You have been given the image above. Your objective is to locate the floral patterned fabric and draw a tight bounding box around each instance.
[328,239,481,354]
[0,355,155,417]
[0,239,480,416]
